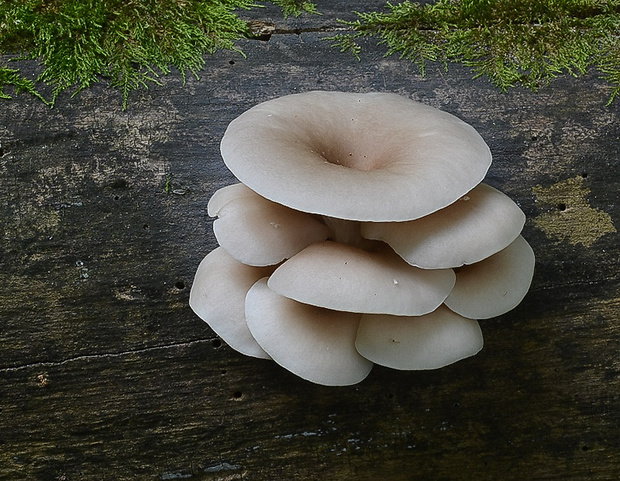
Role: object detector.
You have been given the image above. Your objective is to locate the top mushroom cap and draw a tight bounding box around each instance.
[220,91,492,222]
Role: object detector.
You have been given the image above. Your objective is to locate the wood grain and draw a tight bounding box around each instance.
[1,4,619,480]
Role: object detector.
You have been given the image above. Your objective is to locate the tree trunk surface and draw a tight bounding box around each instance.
[1,3,619,480]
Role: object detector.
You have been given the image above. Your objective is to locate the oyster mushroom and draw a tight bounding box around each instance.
[360,183,526,269]
[445,235,535,319]
[189,247,274,359]
[207,182,257,216]
[246,278,372,386]
[268,241,455,316]
[355,305,484,370]
[209,183,330,266]
[189,91,535,385]
[220,91,492,222]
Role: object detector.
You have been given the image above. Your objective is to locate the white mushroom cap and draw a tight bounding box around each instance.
[245,278,373,386]
[355,305,484,370]
[210,185,330,266]
[207,182,257,217]
[221,91,491,222]
[445,235,535,319]
[361,183,526,268]
[189,247,274,359]
[267,241,456,316]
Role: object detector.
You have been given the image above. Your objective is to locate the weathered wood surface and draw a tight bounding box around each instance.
[1,3,620,480]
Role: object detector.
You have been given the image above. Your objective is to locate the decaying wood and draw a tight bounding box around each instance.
[1,4,619,480]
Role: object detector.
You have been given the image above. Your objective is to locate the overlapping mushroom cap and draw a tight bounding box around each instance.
[190,91,535,386]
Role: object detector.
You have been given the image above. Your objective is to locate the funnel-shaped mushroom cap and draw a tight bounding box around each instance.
[210,185,330,266]
[361,183,526,268]
[268,241,456,316]
[445,235,535,319]
[355,305,484,370]
[246,278,373,386]
[221,91,491,221]
[189,248,274,359]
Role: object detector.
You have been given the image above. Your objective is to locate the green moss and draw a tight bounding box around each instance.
[0,0,317,108]
[271,0,319,17]
[0,66,47,102]
[330,0,620,103]
[3,1,620,107]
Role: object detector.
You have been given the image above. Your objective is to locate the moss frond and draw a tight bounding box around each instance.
[334,0,620,102]
[270,0,319,18]
[0,66,47,101]
[598,44,620,104]
[0,0,315,107]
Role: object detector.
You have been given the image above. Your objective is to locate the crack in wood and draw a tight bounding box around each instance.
[247,21,350,41]
[0,338,213,373]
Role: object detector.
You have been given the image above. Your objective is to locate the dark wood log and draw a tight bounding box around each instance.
[1,4,619,480]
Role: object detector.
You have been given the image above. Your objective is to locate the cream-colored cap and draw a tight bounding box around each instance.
[445,235,535,319]
[355,305,484,370]
[268,241,456,315]
[361,183,526,268]
[221,91,491,221]
[189,247,273,359]
[245,278,373,386]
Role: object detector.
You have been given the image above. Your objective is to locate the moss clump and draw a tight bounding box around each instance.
[3,1,620,107]
[331,0,620,103]
[0,0,317,108]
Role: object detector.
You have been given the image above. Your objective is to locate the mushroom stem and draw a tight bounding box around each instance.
[321,216,374,249]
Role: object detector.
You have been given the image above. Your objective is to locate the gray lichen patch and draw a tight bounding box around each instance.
[79,97,180,183]
[532,176,616,247]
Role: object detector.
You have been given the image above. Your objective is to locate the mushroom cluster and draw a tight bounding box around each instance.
[190,91,535,386]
